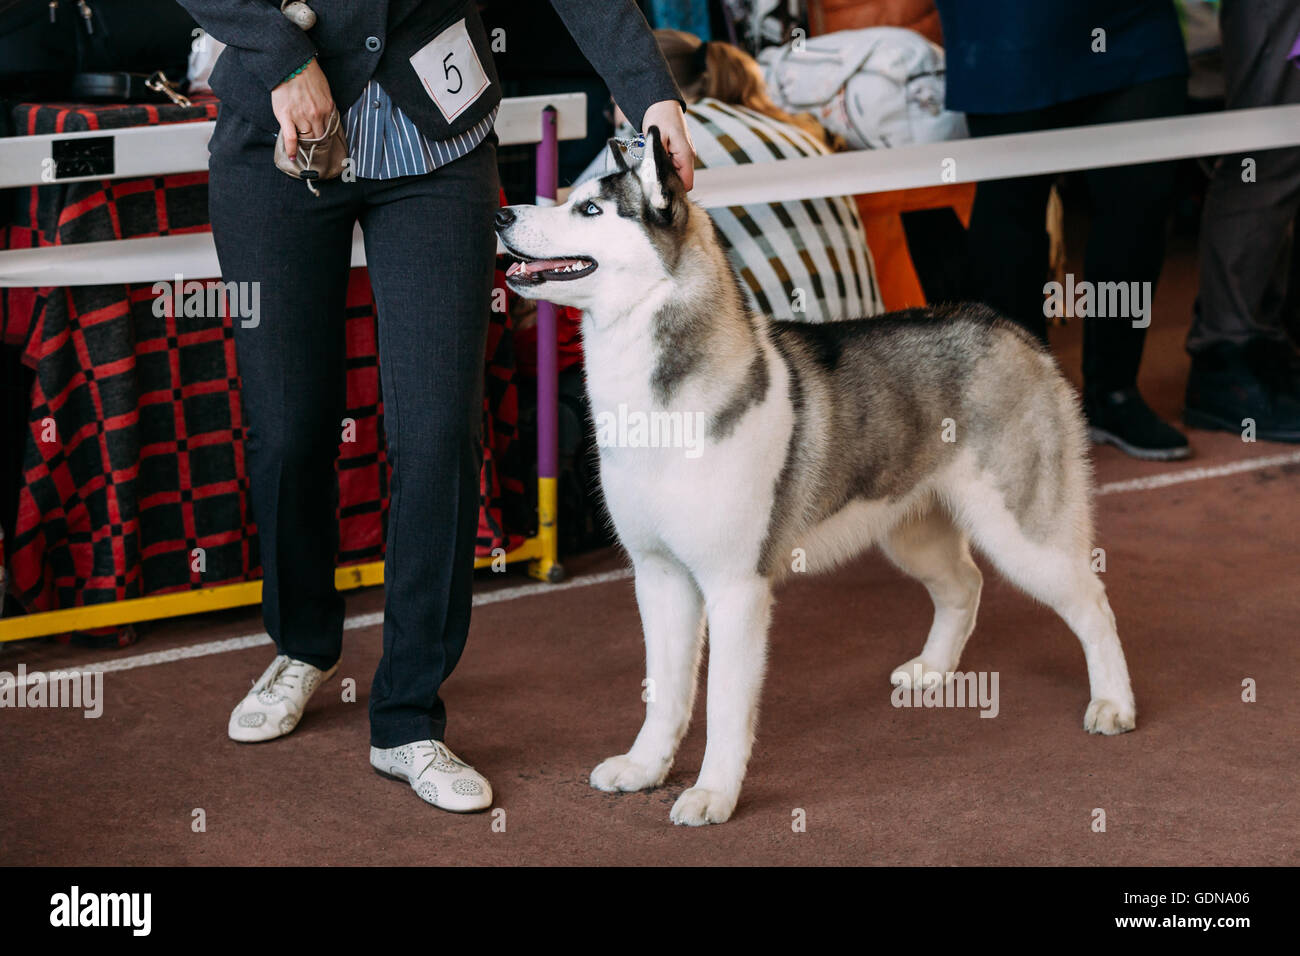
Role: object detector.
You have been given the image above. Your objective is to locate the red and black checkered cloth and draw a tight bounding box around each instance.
[3,95,528,618]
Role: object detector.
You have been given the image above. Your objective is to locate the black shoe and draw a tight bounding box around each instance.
[1184,341,1300,443]
[1085,387,1192,461]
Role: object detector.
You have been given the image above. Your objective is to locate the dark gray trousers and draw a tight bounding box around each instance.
[207,106,499,748]
[1188,0,1300,353]
[965,74,1186,394]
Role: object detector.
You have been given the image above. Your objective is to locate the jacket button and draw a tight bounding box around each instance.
[364,35,381,52]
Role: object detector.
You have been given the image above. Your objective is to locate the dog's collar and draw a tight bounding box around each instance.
[611,135,647,162]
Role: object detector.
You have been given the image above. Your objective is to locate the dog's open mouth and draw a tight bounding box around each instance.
[503,253,598,283]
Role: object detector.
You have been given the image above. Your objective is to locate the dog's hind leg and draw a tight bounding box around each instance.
[881,504,983,690]
[590,553,705,793]
[948,480,1136,735]
[670,574,773,826]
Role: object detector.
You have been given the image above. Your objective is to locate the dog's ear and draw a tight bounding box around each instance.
[606,138,631,172]
[637,125,683,214]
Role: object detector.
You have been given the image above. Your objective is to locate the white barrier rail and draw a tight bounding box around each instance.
[0,92,588,188]
[694,103,1300,206]
[0,93,585,286]
[2,102,1300,287]
[1,227,371,287]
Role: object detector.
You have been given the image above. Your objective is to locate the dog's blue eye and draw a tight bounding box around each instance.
[581,200,602,217]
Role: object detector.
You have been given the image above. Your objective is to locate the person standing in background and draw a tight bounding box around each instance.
[1183,0,1300,442]
[178,0,692,814]
[935,0,1191,461]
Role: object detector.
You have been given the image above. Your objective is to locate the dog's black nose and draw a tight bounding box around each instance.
[494,208,515,229]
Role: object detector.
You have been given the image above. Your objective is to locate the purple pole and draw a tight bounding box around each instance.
[536,106,559,482]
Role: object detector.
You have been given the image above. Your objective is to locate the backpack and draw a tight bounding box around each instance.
[758,26,968,150]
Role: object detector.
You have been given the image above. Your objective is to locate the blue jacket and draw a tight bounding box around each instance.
[933,0,1188,114]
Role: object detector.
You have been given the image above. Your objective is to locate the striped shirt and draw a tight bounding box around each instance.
[576,99,884,323]
[345,79,498,180]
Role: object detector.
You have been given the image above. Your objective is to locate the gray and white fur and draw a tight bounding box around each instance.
[495,127,1136,826]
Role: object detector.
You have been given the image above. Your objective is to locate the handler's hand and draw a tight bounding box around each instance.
[643,99,696,191]
[272,58,334,161]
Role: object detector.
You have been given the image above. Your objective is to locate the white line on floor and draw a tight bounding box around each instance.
[7,450,1299,686]
[471,567,632,606]
[4,570,632,686]
[1094,449,1300,496]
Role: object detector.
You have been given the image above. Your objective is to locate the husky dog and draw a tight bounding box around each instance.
[495,128,1136,826]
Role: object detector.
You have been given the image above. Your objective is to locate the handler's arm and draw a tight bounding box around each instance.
[177,0,317,92]
[177,1,333,158]
[549,0,695,187]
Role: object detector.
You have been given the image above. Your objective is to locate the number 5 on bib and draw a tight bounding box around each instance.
[409,18,490,122]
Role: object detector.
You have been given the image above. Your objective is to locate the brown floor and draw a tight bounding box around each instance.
[2,231,1297,866]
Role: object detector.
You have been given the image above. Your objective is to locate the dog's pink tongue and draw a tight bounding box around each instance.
[524,259,575,273]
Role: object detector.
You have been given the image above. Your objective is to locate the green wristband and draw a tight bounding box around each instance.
[282,56,315,85]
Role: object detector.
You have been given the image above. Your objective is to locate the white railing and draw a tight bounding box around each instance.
[0,92,589,188]
[0,93,588,286]
[692,103,1300,207]
[3,101,1300,287]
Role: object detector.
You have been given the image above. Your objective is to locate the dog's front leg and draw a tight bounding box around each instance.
[590,553,704,793]
[670,575,773,826]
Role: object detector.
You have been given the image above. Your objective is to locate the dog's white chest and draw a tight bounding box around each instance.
[588,341,792,574]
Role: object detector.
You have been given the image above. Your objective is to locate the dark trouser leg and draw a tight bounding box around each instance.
[360,138,500,748]
[208,109,358,670]
[964,111,1057,343]
[901,208,968,305]
[1188,0,1300,354]
[1078,74,1186,393]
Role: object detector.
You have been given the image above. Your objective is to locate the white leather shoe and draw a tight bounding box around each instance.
[228,654,338,743]
[370,740,493,812]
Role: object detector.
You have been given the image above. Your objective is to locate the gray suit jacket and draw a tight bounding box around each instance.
[178,0,682,138]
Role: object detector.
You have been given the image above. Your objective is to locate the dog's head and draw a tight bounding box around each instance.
[495,125,690,310]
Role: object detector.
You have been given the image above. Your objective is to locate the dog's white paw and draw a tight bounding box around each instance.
[590,754,665,792]
[1084,698,1136,735]
[670,787,738,826]
[889,656,950,689]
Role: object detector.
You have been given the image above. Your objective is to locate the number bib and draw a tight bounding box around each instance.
[408,18,490,123]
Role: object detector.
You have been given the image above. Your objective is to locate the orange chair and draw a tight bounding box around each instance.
[856,184,974,310]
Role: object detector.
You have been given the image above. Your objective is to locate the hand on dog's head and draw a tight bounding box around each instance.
[608,125,684,225]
